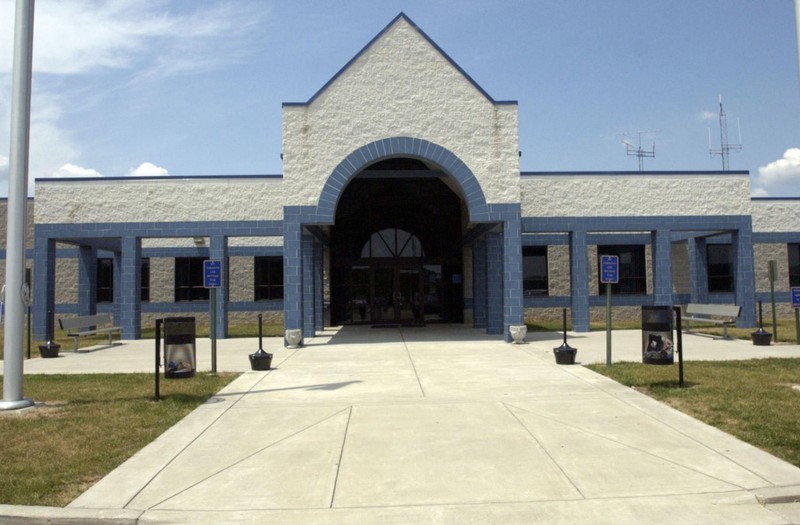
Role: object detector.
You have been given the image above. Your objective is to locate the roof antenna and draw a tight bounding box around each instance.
[708,95,742,171]
[622,130,657,171]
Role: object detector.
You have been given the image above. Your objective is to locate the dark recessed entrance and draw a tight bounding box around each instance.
[330,159,464,326]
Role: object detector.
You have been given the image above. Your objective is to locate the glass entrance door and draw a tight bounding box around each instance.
[369,265,422,324]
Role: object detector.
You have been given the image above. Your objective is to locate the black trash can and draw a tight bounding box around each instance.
[642,306,674,365]
[163,317,196,378]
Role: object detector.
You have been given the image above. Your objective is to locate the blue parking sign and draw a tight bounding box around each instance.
[600,255,619,284]
[203,259,222,288]
[792,287,800,309]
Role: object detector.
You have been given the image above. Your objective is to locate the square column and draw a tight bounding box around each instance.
[651,229,673,306]
[502,214,524,342]
[570,230,590,332]
[302,230,316,338]
[120,237,142,339]
[210,235,229,339]
[314,239,324,331]
[486,231,503,335]
[688,237,709,304]
[472,239,487,329]
[112,251,122,326]
[77,246,98,317]
[283,216,303,345]
[32,235,56,340]
[733,228,756,327]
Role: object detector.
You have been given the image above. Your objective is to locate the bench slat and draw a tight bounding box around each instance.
[685,303,741,317]
[58,314,119,352]
[59,314,114,331]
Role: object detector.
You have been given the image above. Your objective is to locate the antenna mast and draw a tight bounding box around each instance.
[708,96,742,171]
[622,130,656,171]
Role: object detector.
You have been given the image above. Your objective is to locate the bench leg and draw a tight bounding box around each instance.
[723,324,730,340]
[73,336,79,352]
[108,332,113,346]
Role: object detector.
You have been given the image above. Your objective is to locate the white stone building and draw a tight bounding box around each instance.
[25,14,800,344]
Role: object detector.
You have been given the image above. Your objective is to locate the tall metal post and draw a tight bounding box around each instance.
[1,0,35,411]
[606,282,612,365]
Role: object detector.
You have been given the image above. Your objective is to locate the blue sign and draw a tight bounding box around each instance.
[600,255,619,284]
[792,287,800,309]
[203,259,222,288]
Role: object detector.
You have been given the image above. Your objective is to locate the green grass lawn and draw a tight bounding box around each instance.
[0,373,237,507]
[587,358,800,468]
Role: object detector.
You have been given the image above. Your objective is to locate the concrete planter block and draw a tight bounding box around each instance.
[509,325,527,344]
[285,329,303,348]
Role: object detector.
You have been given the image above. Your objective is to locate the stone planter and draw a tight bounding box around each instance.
[509,325,527,344]
[285,329,303,348]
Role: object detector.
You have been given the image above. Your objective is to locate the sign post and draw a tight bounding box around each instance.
[768,260,778,343]
[600,255,619,366]
[792,287,800,344]
[203,259,222,374]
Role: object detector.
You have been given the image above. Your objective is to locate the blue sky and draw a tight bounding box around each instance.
[1,0,800,197]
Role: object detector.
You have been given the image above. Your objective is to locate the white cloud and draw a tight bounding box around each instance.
[698,110,717,121]
[127,162,168,177]
[0,154,7,172]
[750,187,769,198]
[0,1,265,76]
[52,164,103,178]
[0,1,264,196]
[756,148,800,190]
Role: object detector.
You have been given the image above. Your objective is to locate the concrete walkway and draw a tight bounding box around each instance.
[3,326,800,524]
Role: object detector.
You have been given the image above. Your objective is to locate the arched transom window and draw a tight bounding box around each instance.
[360,229,424,258]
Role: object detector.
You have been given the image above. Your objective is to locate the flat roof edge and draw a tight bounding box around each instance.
[520,170,750,176]
[35,174,284,183]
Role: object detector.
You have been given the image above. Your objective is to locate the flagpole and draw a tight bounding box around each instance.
[1,0,35,411]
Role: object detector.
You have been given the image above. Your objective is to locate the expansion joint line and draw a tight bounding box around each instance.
[501,402,586,499]
[399,327,426,397]
[329,406,353,508]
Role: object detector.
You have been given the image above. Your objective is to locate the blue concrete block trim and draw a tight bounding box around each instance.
[36,220,283,243]
[472,240,487,328]
[120,237,142,339]
[485,232,504,335]
[753,232,800,244]
[569,230,590,332]
[315,137,490,225]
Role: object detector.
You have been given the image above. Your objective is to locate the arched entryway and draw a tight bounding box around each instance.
[330,158,464,325]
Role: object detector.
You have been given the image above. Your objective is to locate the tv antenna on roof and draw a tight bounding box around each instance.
[708,95,742,171]
[622,130,657,171]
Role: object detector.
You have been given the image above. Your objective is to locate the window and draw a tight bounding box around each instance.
[175,257,209,302]
[522,246,548,296]
[597,245,646,295]
[97,258,113,303]
[360,229,424,258]
[255,256,283,300]
[140,258,150,302]
[96,257,150,302]
[790,244,800,287]
[707,244,734,293]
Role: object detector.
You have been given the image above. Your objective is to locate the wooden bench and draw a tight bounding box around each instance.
[682,303,741,339]
[58,314,121,352]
